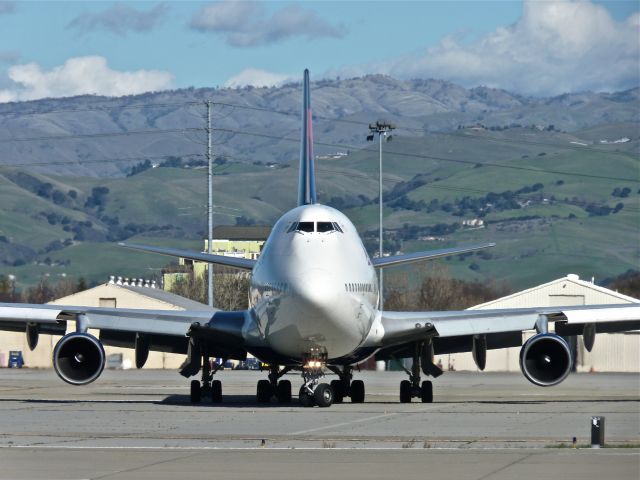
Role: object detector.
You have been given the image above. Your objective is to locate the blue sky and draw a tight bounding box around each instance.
[0,1,638,101]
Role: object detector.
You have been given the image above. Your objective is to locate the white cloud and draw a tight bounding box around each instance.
[67,3,168,36]
[330,0,640,96]
[190,1,344,47]
[224,68,292,88]
[0,56,173,102]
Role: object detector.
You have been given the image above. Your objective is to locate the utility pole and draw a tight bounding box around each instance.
[367,120,395,310]
[206,100,214,307]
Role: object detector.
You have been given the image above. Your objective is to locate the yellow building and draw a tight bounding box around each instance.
[163,225,271,290]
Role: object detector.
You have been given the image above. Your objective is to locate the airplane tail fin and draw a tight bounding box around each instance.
[298,69,317,206]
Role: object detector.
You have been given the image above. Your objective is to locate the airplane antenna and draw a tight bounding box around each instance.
[206,100,214,307]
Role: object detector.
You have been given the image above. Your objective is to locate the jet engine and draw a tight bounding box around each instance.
[519,333,572,387]
[53,333,105,385]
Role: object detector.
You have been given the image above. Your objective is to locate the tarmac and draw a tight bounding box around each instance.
[0,368,638,479]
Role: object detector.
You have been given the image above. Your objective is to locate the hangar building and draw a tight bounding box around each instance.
[436,274,639,373]
[0,279,211,369]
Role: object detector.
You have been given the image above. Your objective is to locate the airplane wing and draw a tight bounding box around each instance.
[380,303,640,347]
[118,242,256,271]
[372,243,495,269]
[0,302,249,379]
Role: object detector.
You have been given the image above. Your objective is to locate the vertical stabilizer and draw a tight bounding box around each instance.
[298,69,317,206]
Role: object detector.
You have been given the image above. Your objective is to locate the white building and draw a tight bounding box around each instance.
[0,281,211,369]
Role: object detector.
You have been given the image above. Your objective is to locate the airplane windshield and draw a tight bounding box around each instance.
[317,222,334,233]
[297,222,314,233]
[288,221,343,234]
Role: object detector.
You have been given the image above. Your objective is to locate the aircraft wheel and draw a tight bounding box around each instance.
[314,383,333,408]
[400,380,412,403]
[190,379,201,403]
[299,386,315,408]
[211,380,222,403]
[421,380,433,403]
[330,380,344,403]
[257,379,272,403]
[350,380,365,403]
[276,380,292,403]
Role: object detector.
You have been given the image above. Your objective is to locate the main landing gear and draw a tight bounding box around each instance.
[256,365,293,404]
[398,341,442,403]
[190,355,222,403]
[327,366,365,404]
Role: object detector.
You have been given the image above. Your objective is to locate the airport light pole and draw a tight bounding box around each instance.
[206,100,214,307]
[367,120,395,310]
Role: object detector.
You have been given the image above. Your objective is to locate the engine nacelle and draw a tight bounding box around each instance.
[53,333,105,385]
[519,333,572,387]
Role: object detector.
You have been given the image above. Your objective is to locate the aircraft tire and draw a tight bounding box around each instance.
[211,380,222,403]
[190,380,201,403]
[257,379,272,403]
[299,387,315,408]
[330,380,344,403]
[421,380,433,403]
[400,380,412,403]
[276,380,292,403]
[350,380,365,403]
[314,383,333,408]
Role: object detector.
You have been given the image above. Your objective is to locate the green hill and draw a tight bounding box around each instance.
[0,124,638,291]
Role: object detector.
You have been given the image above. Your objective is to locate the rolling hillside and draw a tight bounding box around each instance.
[1,123,637,290]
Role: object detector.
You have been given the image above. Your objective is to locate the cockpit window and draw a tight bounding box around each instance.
[297,221,314,233]
[316,221,334,233]
[288,220,344,234]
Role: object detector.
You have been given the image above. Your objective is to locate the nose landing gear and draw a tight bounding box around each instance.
[299,351,334,407]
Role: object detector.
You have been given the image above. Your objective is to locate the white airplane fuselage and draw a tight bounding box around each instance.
[249,204,382,361]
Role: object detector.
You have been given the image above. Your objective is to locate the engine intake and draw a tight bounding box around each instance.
[53,333,105,385]
[519,334,572,387]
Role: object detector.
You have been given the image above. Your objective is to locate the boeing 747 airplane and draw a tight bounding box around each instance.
[1,70,638,407]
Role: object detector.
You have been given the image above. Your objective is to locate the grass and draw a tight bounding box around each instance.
[1,125,638,289]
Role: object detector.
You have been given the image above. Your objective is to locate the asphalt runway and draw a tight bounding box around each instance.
[0,369,638,479]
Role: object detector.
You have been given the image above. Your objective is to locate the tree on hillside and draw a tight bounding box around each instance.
[385,264,511,311]
[603,270,640,300]
[168,266,250,310]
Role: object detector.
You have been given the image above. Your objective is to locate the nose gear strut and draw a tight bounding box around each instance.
[300,349,333,407]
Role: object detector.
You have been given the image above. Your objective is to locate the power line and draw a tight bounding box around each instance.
[210,127,639,184]
[3,97,636,159]
[0,153,204,169]
[0,100,203,117]
[0,127,204,144]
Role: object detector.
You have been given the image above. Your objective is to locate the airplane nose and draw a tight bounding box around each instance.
[292,268,338,311]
